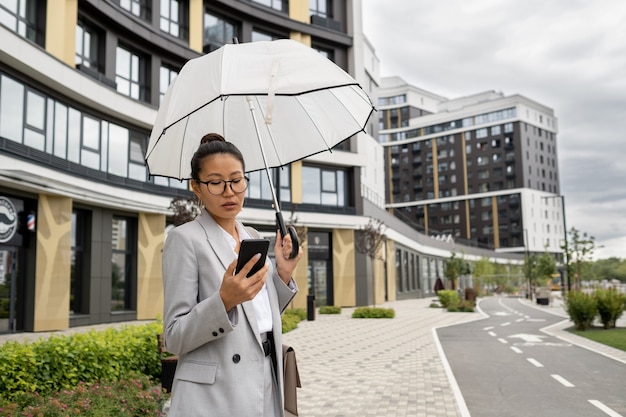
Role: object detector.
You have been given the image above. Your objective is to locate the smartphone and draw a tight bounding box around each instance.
[235,239,270,277]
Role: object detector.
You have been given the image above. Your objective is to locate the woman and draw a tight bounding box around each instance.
[162,133,302,416]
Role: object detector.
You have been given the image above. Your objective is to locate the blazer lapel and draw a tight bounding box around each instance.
[195,210,233,272]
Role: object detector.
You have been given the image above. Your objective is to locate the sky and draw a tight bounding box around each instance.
[361,0,626,260]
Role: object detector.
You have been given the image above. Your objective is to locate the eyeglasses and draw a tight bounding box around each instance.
[197,177,249,195]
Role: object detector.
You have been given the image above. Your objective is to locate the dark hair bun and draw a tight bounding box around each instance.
[201,133,226,145]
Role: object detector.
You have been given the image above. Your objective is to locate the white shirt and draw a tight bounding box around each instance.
[221,223,274,333]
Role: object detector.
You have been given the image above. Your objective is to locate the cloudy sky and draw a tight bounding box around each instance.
[361,0,626,259]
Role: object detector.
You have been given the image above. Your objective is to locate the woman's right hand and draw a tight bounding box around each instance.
[219,255,268,312]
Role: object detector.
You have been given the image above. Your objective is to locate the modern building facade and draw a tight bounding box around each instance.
[378,76,565,257]
[0,1,524,333]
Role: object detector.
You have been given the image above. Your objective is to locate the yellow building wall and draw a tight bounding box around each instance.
[136,213,166,320]
[33,195,72,331]
[45,0,77,66]
[290,161,302,204]
[289,0,310,23]
[188,0,204,52]
[333,228,356,307]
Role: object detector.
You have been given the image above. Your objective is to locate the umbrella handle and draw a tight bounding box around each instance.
[276,212,300,259]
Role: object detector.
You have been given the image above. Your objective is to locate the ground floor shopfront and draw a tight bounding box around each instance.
[1,184,460,334]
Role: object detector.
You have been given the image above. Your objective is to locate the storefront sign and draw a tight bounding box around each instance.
[0,196,18,243]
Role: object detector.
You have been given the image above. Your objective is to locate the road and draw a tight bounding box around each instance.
[437,296,626,417]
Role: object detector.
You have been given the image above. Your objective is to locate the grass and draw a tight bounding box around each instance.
[569,327,626,352]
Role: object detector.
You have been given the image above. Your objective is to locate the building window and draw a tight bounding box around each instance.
[203,11,237,53]
[111,217,136,312]
[160,0,187,39]
[252,29,283,42]
[247,167,291,203]
[75,21,103,73]
[310,0,330,18]
[159,65,178,103]
[71,209,91,315]
[0,71,189,190]
[115,45,149,102]
[302,165,347,206]
[251,0,288,13]
[0,0,42,44]
[118,0,151,21]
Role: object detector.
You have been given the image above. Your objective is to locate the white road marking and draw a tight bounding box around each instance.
[510,346,523,354]
[501,322,511,326]
[498,338,508,344]
[527,358,543,367]
[509,333,546,343]
[515,318,524,322]
[484,326,494,330]
[551,374,574,387]
[588,400,624,417]
[488,331,497,337]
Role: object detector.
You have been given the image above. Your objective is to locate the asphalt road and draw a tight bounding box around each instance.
[437,296,626,417]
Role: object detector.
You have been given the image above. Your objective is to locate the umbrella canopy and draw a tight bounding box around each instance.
[145,39,374,180]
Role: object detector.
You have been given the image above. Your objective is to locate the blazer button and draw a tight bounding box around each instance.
[212,331,218,337]
[219,328,225,333]
[232,354,241,364]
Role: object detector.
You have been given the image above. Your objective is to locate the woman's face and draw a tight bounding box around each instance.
[191,153,246,225]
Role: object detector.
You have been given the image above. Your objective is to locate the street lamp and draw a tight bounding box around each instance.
[541,195,569,293]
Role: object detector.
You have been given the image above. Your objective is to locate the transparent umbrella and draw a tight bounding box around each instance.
[145,39,375,256]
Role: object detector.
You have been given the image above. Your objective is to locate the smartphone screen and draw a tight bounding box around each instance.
[235,239,270,277]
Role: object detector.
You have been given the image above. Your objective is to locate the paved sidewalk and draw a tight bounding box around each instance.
[282,299,481,417]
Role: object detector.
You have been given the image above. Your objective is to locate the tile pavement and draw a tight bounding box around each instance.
[282,299,481,417]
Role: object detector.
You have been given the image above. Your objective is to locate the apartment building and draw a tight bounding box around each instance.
[379,76,565,257]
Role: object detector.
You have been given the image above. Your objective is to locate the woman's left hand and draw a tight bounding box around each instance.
[274,230,303,284]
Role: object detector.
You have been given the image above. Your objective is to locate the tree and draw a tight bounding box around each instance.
[565,227,596,289]
[169,196,201,226]
[536,251,557,284]
[444,252,470,290]
[591,257,626,283]
[355,218,386,306]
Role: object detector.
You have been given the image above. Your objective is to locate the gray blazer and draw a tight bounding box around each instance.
[162,210,297,416]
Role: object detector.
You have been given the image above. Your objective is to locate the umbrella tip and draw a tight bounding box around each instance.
[232,37,239,44]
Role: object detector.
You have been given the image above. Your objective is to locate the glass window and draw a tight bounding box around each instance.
[118,0,151,21]
[0,0,40,43]
[75,21,101,71]
[111,217,135,312]
[203,12,237,53]
[71,209,90,315]
[160,0,180,37]
[309,0,329,18]
[0,75,25,142]
[159,65,178,103]
[302,165,347,206]
[252,0,288,13]
[115,45,148,101]
[246,167,291,203]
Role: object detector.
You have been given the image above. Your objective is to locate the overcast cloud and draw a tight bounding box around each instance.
[362,0,626,259]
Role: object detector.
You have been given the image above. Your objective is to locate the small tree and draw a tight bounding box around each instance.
[355,218,386,306]
[565,227,596,289]
[169,196,201,226]
[444,252,470,290]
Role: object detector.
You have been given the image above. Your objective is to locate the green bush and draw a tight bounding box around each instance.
[319,306,342,314]
[429,302,441,308]
[0,372,166,416]
[352,307,395,319]
[437,290,460,308]
[446,300,475,313]
[566,291,597,330]
[282,309,305,333]
[0,322,162,399]
[595,289,626,329]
